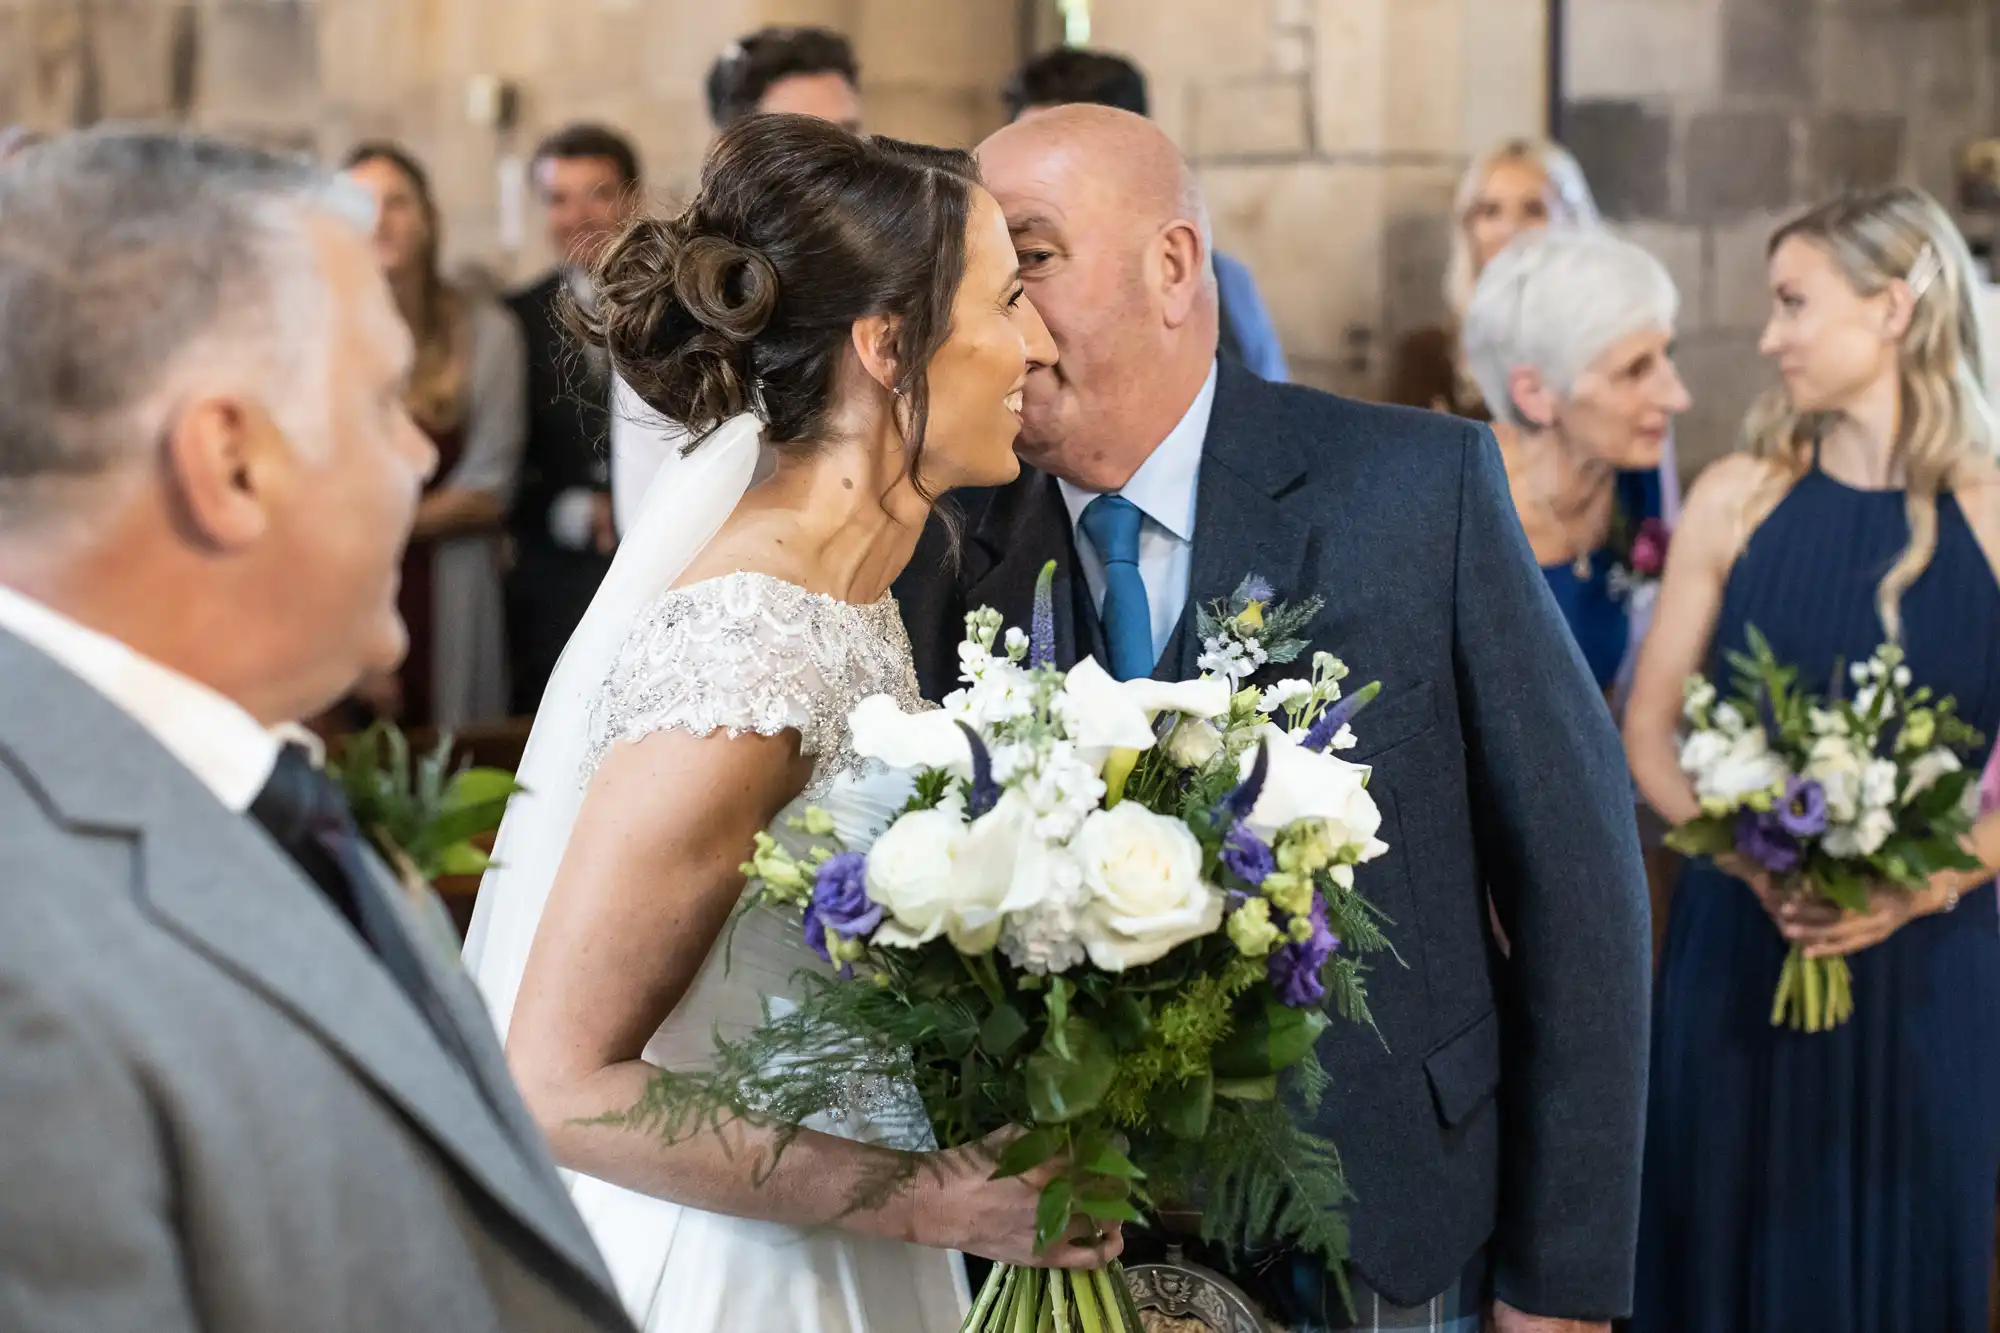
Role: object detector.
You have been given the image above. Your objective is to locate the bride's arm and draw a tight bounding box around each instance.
[506,725,1113,1268]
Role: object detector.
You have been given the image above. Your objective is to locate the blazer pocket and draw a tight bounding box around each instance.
[1423,1006,1500,1127]
[1345,680,1437,761]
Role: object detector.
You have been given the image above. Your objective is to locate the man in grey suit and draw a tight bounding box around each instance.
[0,130,631,1333]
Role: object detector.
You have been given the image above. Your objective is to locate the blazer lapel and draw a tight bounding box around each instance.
[0,631,615,1297]
[963,470,1092,668]
[1173,363,1315,680]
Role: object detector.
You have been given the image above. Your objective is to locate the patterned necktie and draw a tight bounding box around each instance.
[1079,493,1154,681]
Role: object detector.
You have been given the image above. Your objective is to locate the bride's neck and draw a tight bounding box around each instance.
[753,425,929,604]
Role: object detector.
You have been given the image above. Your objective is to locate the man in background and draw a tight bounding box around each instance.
[610,28,864,536]
[705,26,862,132]
[1005,48,1290,383]
[505,123,640,715]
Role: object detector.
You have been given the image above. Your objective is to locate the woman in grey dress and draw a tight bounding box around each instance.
[346,142,526,730]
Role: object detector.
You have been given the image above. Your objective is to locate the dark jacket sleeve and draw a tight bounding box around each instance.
[1448,423,1651,1320]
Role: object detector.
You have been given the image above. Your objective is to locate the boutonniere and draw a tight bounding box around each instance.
[1607,513,1670,604]
[1195,574,1323,688]
[326,723,525,894]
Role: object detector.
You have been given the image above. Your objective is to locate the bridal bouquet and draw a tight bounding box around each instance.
[628,569,1390,1332]
[1668,627,1985,1031]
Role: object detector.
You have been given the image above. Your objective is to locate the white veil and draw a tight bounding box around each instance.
[462,410,765,1038]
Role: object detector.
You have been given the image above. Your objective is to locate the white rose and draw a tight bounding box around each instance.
[1161,716,1224,769]
[1904,747,1964,803]
[1058,657,1160,760]
[1236,726,1382,846]
[850,695,973,777]
[1072,803,1222,971]
[866,807,980,949]
[1695,729,1788,804]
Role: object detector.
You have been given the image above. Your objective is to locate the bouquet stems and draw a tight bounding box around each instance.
[961,1264,1143,1333]
[1770,944,1853,1032]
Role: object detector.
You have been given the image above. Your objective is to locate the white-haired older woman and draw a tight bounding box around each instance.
[1388,138,1601,419]
[1462,227,1690,703]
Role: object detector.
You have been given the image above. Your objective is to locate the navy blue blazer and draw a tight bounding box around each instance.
[892,362,1651,1320]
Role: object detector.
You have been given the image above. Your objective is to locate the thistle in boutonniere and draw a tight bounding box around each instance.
[326,722,525,886]
[1195,574,1324,687]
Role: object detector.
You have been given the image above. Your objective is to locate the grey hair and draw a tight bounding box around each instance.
[0,127,373,520]
[1444,138,1601,321]
[1461,226,1679,428]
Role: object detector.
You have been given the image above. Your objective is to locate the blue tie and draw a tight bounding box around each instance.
[1079,494,1154,681]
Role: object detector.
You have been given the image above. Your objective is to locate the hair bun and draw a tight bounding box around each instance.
[672,231,778,342]
[578,215,780,433]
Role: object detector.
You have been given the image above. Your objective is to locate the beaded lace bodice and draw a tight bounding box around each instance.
[583,571,925,795]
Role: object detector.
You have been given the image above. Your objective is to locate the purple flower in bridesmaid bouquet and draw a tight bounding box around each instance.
[1734,808,1802,875]
[1221,824,1275,887]
[1268,892,1340,1008]
[802,852,881,971]
[1776,776,1829,839]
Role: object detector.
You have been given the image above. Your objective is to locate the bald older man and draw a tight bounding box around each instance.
[895,106,1650,1333]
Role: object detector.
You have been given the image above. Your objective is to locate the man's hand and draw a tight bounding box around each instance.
[1490,1300,1609,1333]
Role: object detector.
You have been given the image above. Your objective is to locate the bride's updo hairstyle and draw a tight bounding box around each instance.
[574,114,979,484]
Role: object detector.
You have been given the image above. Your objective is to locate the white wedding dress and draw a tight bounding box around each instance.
[462,416,968,1332]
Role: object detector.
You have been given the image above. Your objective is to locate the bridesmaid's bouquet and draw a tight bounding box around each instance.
[1668,627,1985,1031]
[628,568,1390,1331]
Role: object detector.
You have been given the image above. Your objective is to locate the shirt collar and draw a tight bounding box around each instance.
[1058,361,1218,540]
[0,586,284,813]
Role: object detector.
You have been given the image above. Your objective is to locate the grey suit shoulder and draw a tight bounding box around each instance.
[0,629,631,1333]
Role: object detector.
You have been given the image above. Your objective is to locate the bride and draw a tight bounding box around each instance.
[461,114,1109,1331]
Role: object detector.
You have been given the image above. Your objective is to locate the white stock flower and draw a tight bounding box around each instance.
[1057,657,1160,760]
[1161,717,1224,769]
[1003,627,1029,659]
[1236,726,1382,847]
[1713,703,1748,737]
[1258,680,1315,715]
[1679,729,1730,780]
[1693,729,1788,805]
[1851,807,1896,856]
[1016,742,1106,844]
[850,694,973,776]
[999,848,1089,975]
[1809,707,1850,737]
[1904,747,1964,803]
[1683,678,1717,721]
[1072,802,1223,971]
[1860,758,1899,813]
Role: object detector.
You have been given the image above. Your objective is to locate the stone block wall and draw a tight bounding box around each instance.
[1563,0,2000,478]
[1083,0,1550,395]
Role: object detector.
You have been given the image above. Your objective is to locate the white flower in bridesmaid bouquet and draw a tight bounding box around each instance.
[1903,746,1964,803]
[1860,758,1900,813]
[1693,729,1789,809]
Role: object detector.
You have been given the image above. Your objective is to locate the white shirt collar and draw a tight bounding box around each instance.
[0,586,284,813]
[1057,361,1218,539]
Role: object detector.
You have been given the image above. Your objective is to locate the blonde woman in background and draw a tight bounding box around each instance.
[345,143,526,730]
[1624,187,2000,1332]
[1388,138,1601,420]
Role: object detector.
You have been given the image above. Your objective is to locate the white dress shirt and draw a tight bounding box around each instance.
[1057,362,1218,662]
[0,586,283,812]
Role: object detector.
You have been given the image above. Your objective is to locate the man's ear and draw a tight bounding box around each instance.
[162,395,286,551]
[1158,218,1206,329]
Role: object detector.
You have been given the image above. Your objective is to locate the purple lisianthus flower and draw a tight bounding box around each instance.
[801,851,881,968]
[1221,824,1276,887]
[1734,808,1802,875]
[1776,776,1828,839]
[1268,892,1341,1009]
